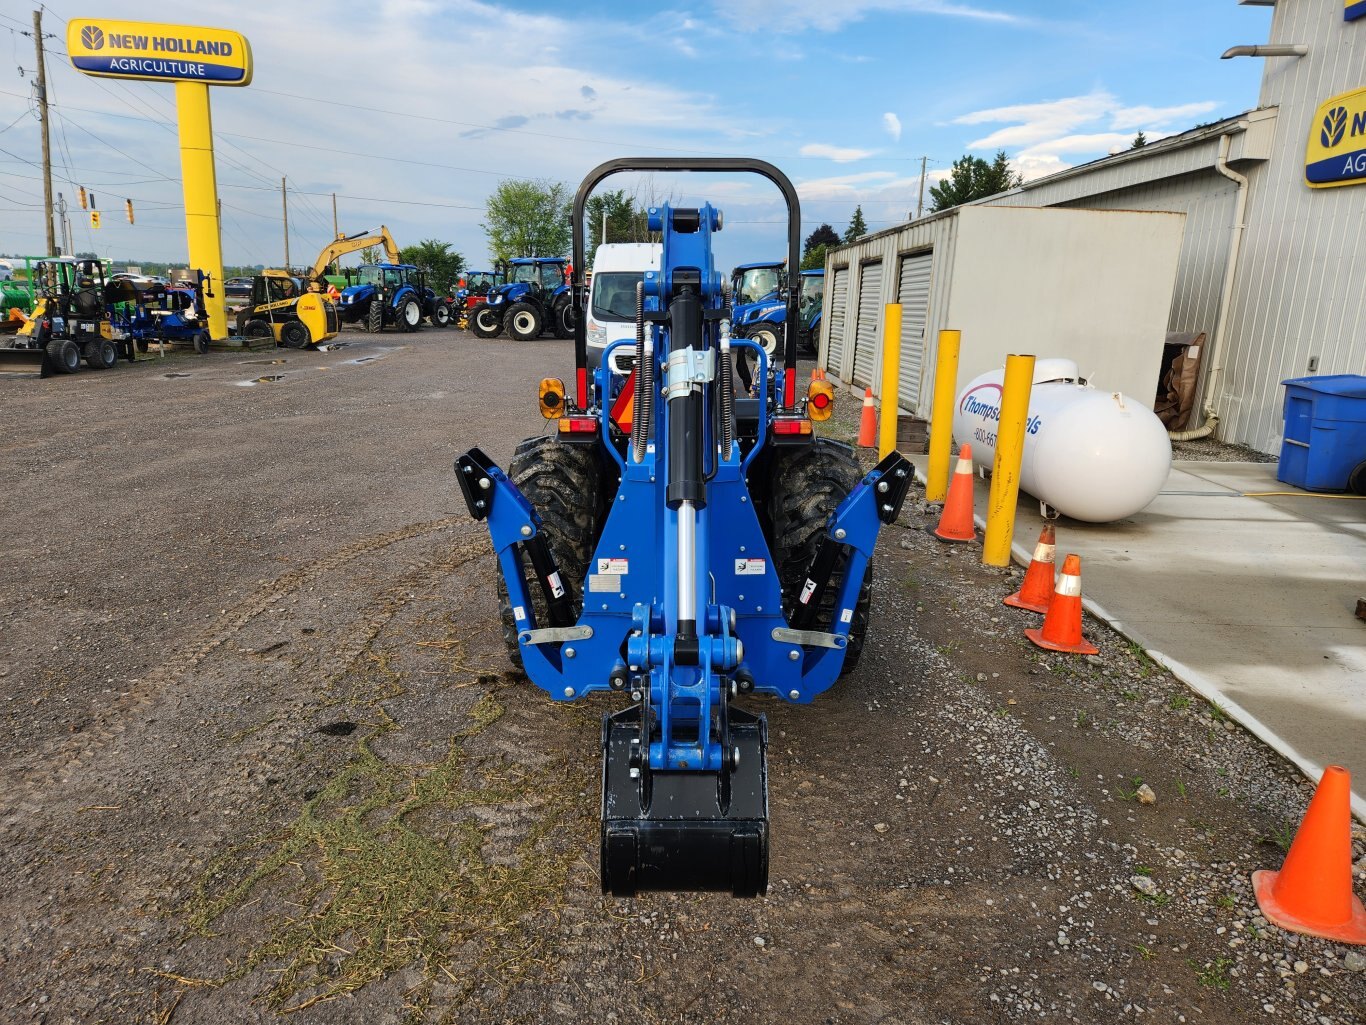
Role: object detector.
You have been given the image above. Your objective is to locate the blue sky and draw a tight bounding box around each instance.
[0,1,1272,272]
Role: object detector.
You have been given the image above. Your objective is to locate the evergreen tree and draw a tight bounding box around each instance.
[928,151,1023,212]
[843,206,868,243]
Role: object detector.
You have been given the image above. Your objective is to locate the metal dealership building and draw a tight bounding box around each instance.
[821,0,1366,455]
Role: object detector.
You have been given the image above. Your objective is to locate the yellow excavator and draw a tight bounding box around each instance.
[308,226,400,293]
[234,228,398,348]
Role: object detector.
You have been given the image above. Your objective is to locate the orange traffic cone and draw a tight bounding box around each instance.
[1024,554,1098,655]
[1252,765,1366,944]
[857,387,877,448]
[1005,523,1057,612]
[932,444,976,542]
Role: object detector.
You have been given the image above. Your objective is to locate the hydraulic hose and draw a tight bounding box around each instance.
[631,281,653,464]
[719,279,734,460]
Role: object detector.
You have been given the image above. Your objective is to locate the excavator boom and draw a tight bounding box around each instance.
[310,226,401,287]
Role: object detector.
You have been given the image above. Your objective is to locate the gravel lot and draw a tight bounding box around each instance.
[1,326,1362,1024]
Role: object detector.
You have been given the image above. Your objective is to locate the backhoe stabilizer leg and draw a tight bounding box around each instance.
[601,705,769,898]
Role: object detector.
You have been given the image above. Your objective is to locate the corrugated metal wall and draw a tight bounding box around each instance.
[824,267,849,372]
[822,212,958,413]
[851,261,883,388]
[896,252,934,405]
[1215,0,1366,449]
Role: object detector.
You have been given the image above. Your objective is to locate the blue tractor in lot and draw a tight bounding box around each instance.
[468,257,573,341]
[734,267,826,359]
[454,158,912,897]
[335,263,426,333]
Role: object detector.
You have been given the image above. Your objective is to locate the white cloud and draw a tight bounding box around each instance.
[1109,102,1219,131]
[955,90,1219,181]
[883,113,902,142]
[716,0,1022,33]
[800,143,877,163]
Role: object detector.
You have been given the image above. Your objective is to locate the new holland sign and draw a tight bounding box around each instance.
[1348,1,1366,23]
[66,19,252,86]
[1305,87,1366,188]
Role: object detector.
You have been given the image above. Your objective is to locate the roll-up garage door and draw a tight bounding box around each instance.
[896,251,933,410]
[851,261,883,389]
[825,266,850,373]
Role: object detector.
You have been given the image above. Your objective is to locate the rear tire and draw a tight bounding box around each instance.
[397,297,422,332]
[46,338,80,374]
[751,324,781,360]
[244,319,273,340]
[86,337,118,369]
[553,298,575,339]
[768,439,872,676]
[506,302,543,341]
[432,302,451,327]
[280,320,310,349]
[1348,460,1366,496]
[366,298,384,333]
[497,435,604,672]
[193,330,210,354]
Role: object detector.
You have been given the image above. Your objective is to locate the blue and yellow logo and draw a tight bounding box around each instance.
[1306,87,1366,188]
[1347,1,1366,23]
[66,19,252,87]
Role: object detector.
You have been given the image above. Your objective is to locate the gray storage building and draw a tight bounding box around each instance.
[822,0,1366,455]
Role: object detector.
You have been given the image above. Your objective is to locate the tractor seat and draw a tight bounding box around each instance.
[734,397,760,439]
[73,289,102,316]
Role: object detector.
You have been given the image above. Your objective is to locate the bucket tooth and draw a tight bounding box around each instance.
[600,705,768,898]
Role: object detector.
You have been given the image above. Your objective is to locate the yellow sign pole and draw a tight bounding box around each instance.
[175,81,227,340]
[878,303,902,459]
[924,328,961,501]
[983,353,1036,568]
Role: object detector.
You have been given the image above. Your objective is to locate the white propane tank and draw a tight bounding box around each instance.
[952,359,1172,523]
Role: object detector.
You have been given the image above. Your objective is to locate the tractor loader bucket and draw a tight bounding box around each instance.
[0,346,52,376]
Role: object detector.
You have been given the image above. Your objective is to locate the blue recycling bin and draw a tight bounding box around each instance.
[1278,374,1366,493]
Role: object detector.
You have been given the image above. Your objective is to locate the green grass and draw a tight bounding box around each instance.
[1168,694,1192,711]
[182,690,590,1013]
[1191,956,1233,990]
[1075,710,1089,728]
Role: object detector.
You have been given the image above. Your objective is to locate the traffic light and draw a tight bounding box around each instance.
[125,199,134,225]
[90,210,101,229]
[78,186,87,210]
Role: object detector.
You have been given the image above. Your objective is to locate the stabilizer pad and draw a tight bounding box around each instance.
[600,705,768,898]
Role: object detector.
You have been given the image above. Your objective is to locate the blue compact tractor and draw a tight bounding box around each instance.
[734,267,826,359]
[468,257,573,341]
[335,263,426,332]
[454,158,911,897]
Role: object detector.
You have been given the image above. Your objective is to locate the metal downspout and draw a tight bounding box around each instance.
[1170,131,1248,442]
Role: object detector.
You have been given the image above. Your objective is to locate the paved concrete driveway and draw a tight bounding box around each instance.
[923,457,1366,819]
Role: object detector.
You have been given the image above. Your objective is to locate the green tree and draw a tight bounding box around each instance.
[1131,131,1148,149]
[399,239,465,293]
[801,242,832,272]
[359,245,380,266]
[483,178,572,263]
[584,189,639,266]
[843,206,868,243]
[804,223,840,256]
[929,150,1023,212]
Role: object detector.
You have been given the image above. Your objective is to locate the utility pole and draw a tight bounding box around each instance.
[32,10,56,256]
[332,192,338,238]
[915,155,929,221]
[281,177,290,270]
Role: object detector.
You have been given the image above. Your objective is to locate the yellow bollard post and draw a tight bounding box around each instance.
[878,303,902,459]
[924,329,961,501]
[983,353,1036,567]
[175,82,228,341]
